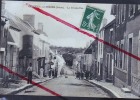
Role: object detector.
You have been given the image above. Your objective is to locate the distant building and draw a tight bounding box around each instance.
[84,42,93,79]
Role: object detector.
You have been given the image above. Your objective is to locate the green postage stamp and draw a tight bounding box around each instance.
[80,6,105,33]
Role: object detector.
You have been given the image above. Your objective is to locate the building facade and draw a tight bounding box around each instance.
[83,4,140,96]
[103,19,115,82]
[112,4,140,96]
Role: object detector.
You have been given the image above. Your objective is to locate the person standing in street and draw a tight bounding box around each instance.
[54,57,58,78]
[85,71,89,80]
[26,63,33,84]
[49,68,52,78]
[81,71,84,80]
[51,56,58,78]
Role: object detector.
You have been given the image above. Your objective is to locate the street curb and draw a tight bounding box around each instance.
[6,76,61,95]
[85,80,121,98]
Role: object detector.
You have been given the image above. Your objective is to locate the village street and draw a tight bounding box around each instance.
[16,66,109,98]
[1,1,140,99]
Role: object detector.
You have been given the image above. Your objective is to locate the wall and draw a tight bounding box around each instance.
[125,14,140,96]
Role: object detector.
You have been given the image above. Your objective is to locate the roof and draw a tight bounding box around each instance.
[84,44,92,54]
[9,18,21,31]
[84,39,98,54]
[104,19,115,29]
[99,19,115,32]
[7,31,14,43]
[4,10,39,35]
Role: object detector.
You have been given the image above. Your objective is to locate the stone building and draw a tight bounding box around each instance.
[112,4,140,96]
[36,23,50,76]
[102,19,115,82]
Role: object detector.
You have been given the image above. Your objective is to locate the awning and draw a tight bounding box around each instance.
[7,42,19,47]
[0,48,5,51]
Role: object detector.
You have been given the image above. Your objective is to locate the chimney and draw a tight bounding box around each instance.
[38,22,43,31]
[23,14,35,27]
[1,1,5,16]
[102,18,108,27]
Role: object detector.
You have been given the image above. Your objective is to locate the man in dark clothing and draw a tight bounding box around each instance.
[48,68,52,78]
[26,63,32,84]
[85,71,89,80]
[52,69,55,78]
[81,71,84,80]
[76,72,80,79]
[85,71,87,79]
[54,69,58,78]
[78,72,81,80]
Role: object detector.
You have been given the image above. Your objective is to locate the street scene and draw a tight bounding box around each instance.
[1,0,140,99]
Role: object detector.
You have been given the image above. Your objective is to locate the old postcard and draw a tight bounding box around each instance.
[0,0,140,100]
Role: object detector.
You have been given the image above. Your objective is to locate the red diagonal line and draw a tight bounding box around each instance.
[0,64,67,100]
[27,4,140,61]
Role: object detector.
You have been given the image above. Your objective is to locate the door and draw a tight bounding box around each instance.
[128,38,132,85]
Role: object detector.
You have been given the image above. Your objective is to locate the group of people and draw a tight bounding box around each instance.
[75,71,91,80]
[48,56,58,78]
[26,56,59,84]
[48,68,58,78]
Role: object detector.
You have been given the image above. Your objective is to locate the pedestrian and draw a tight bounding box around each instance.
[55,68,58,78]
[51,56,58,78]
[49,68,52,78]
[65,71,68,78]
[40,68,44,78]
[85,71,89,80]
[26,63,33,84]
[60,68,64,76]
[52,69,55,78]
[77,71,80,79]
[75,72,78,79]
[79,72,81,80]
[81,71,84,80]
[55,58,58,78]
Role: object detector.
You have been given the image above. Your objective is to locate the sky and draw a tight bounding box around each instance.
[5,1,115,48]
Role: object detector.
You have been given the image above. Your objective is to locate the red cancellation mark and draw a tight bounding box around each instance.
[0,64,67,100]
[28,4,140,61]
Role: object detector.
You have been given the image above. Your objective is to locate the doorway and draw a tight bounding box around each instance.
[128,38,132,86]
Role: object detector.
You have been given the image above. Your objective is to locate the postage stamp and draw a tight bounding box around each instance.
[80,6,105,33]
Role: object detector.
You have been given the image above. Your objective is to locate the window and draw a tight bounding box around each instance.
[117,43,120,68]
[119,5,121,24]
[123,36,127,71]
[109,30,113,43]
[120,44,123,69]
[138,31,140,76]
[101,43,102,55]
[124,4,126,21]
[138,5,140,10]
[120,5,123,23]
[116,4,119,26]
[115,49,117,67]
[121,4,126,23]
[99,43,100,55]
[129,4,135,17]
